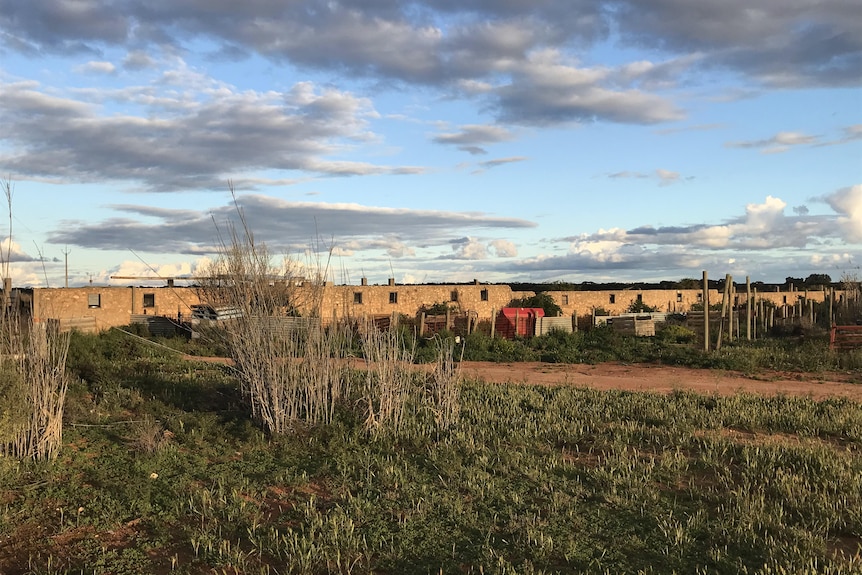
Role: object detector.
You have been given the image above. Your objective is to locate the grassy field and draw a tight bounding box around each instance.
[1,331,861,574]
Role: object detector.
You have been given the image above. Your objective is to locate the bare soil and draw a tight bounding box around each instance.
[458,361,862,400]
[185,355,862,400]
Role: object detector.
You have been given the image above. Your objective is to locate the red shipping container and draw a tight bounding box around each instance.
[495,307,544,339]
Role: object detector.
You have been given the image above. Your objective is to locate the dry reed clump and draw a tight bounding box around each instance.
[0,179,71,461]
[359,327,461,436]
[428,336,461,431]
[125,415,172,454]
[200,186,459,436]
[223,315,355,433]
[197,216,353,435]
[360,323,416,433]
[0,314,71,461]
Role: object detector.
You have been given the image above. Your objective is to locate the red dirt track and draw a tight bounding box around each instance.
[458,361,862,400]
[185,355,862,400]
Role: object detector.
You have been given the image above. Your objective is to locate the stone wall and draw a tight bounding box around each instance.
[32,286,202,331]
[27,282,848,332]
[550,289,719,316]
[317,283,515,321]
[751,287,831,307]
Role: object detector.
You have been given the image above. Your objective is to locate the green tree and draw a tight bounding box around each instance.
[677,278,702,289]
[803,273,831,287]
[626,299,659,313]
[507,292,563,317]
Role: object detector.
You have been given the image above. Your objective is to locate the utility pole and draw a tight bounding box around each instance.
[62,247,71,288]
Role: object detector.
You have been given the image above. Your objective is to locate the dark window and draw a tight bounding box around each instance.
[143,293,155,308]
[636,294,643,303]
[783,296,787,304]
[609,294,616,304]
[389,292,398,304]
[450,290,458,302]
[88,294,101,308]
[480,289,489,301]
[562,294,569,305]
[676,292,683,302]
[354,292,363,304]
[697,293,703,302]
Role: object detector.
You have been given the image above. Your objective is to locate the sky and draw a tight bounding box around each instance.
[0,0,860,288]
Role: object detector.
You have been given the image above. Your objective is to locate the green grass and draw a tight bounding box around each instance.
[1,332,860,574]
[457,326,862,375]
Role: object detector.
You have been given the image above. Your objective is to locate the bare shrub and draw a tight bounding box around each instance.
[198,184,459,436]
[0,309,70,462]
[428,336,461,431]
[360,323,417,434]
[197,191,352,434]
[358,327,461,436]
[126,415,171,454]
[0,179,70,461]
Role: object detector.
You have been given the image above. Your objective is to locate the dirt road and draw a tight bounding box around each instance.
[187,354,862,400]
[458,361,862,400]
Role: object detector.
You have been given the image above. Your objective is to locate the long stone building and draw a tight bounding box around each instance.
[14,278,843,333]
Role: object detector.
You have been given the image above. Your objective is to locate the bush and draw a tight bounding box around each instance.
[507,292,563,317]
[656,324,697,344]
[626,299,659,313]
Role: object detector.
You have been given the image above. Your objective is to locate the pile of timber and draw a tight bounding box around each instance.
[830,325,862,351]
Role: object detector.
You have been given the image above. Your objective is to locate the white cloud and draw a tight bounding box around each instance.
[608,169,688,185]
[76,60,117,74]
[489,239,517,257]
[386,241,416,258]
[48,195,536,260]
[0,76,420,191]
[824,185,862,242]
[656,169,680,185]
[450,237,488,260]
[103,258,213,285]
[122,50,155,70]
[726,131,819,153]
[476,156,528,171]
[495,50,685,126]
[432,124,515,155]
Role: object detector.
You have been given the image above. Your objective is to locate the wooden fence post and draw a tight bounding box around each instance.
[716,274,730,351]
[702,271,709,352]
[490,308,496,338]
[746,276,752,341]
[754,288,759,339]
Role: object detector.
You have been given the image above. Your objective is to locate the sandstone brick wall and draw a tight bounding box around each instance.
[28,283,847,332]
[33,286,202,331]
[316,283,516,321]
[752,287,831,307]
[550,289,719,316]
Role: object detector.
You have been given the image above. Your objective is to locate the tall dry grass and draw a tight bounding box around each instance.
[359,327,461,436]
[199,184,459,436]
[360,323,416,433]
[0,179,70,460]
[428,336,461,431]
[197,195,353,434]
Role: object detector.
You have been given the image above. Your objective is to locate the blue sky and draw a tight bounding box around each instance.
[0,0,860,287]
